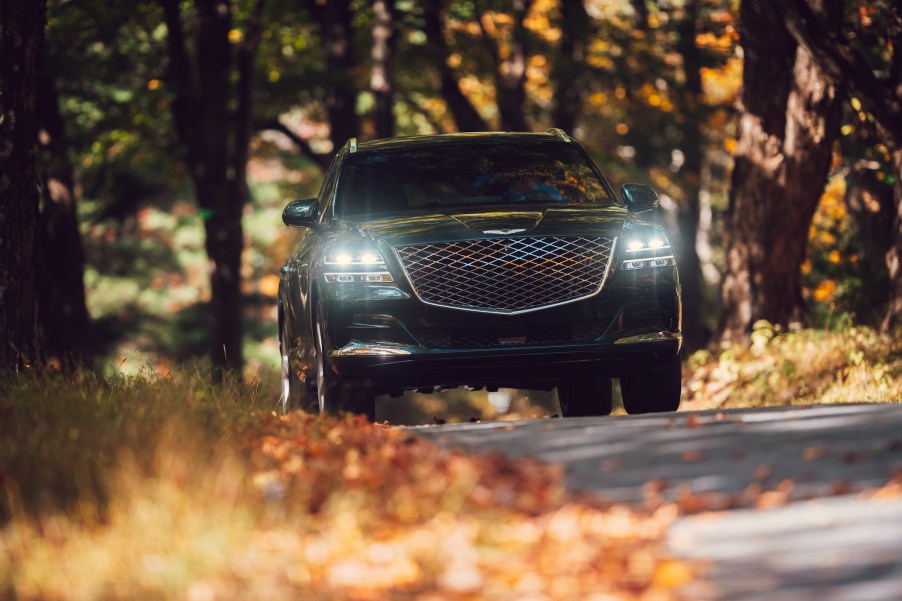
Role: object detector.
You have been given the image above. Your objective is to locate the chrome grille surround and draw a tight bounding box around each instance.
[394,236,616,314]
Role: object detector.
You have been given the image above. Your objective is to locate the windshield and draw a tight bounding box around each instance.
[337,141,612,217]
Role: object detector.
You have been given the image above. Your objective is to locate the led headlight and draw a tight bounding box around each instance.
[323,241,393,283]
[622,233,675,270]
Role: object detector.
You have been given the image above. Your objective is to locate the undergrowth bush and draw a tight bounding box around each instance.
[683,323,902,409]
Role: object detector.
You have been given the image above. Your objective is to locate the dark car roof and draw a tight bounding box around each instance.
[355,131,570,153]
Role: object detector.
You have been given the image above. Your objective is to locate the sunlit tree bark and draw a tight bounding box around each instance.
[717,0,842,344]
[0,0,46,372]
[781,0,902,332]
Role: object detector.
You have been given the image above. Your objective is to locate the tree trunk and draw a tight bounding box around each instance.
[370,0,397,139]
[161,0,267,376]
[781,0,902,332]
[480,0,532,131]
[306,0,360,150]
[423,1,488,132]
[672,0,708,350]
[0,0,46,372]
[194,0,241,375]
[717,0,842,345]
[36,74,92,370]
[882,148,902,332]
[551,0,590,134]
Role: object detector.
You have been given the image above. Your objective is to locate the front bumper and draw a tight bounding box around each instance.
[316,265,681,392]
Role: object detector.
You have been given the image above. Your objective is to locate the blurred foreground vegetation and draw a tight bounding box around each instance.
[1,325,898,598]
[0,372,686,600]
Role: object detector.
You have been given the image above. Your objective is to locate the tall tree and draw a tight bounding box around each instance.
[370,0,398,139]
[717,0,843,344]
[423,1,488,132]
[304,0,360,151]
[781,0,902,332]
[160,0,268,375]
[35,74,93,370]
[551,0,590,133]
[672,0,708,349]
[0,0,47,372]
[479,0,534,131]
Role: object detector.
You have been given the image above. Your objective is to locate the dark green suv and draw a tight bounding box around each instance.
[278,130,682,420]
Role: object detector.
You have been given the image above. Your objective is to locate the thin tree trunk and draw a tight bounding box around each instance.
[160,0,267,376]
[0,0,46,372]
[422,1,488,132]
[36,74,92,370]
[479,0,532,131]
[717,0,842,344]
[673,0,708,349]
[370,0,397,138]
[306,0,360,151]
[195,0,241,375]
[883,148,902,332]
[552,0,590,133]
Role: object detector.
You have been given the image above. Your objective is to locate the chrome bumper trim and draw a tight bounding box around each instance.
[613,331,681,345]
[331,342,415,356]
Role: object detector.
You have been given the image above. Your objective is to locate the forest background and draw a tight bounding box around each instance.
[1,0,901,420]
[2,2,902,597]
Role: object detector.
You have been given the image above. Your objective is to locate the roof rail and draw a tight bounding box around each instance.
[545,128,571,142]
[348,137,358,153]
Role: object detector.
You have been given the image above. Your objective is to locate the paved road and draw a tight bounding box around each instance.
[415,403,902,600]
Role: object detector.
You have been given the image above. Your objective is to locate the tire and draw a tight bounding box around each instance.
[280,320,315,414]
[620,354,682,415]
[557,373,613,417]
[315,319,376,422]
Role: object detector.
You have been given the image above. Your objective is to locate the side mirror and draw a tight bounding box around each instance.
[282,198,319,227]
[620,184,659,214]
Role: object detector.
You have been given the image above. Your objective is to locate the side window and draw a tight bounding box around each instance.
[317,152,344,222]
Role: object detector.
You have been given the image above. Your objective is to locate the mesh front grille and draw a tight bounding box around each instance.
[409,320,609,349]
[395,236,615,313]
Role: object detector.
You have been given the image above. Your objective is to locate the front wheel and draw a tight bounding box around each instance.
[557,373,613,417]
[620,354,682,415]
[315,320,376,421]
[280,322,315,414]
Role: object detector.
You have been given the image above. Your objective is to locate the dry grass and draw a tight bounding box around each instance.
[683,323,902,410]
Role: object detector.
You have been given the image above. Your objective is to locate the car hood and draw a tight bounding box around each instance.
[344,205,631,247]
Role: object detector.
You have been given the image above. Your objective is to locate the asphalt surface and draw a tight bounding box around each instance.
[415,403,902,600]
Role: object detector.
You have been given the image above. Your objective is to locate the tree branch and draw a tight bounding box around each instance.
[782,0,902,149]
[257,118,331,170]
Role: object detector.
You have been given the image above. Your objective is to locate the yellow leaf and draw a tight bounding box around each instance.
[653,559,693,588]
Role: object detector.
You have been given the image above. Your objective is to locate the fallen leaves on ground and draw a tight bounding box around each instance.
[1,410,691,600]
